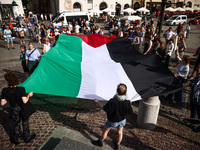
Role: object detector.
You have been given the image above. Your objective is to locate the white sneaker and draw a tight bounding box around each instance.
[38,41,41,44]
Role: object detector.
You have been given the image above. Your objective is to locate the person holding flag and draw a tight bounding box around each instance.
[92,83,133,150]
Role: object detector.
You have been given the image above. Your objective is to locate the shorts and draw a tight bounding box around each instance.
[41,34,45,37]
[106,119,126,128]
[6,37,13,43]
[28,28,32,33]
[19,36,24,39]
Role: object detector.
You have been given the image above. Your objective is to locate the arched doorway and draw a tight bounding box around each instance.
[124,4,129,15]
[73,2,81,11]
[134,2,140,10]
[166,1,172,8]
[186,1,192,8]
[124,4,129,9]
[99,2,107,10]
[116,3,121,16]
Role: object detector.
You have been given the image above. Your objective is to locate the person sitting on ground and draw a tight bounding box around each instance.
[92,83,133,150]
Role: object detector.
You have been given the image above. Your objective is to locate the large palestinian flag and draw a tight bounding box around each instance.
[20,34,180,101]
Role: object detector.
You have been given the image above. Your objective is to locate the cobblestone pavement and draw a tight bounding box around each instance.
[0,22,200,150]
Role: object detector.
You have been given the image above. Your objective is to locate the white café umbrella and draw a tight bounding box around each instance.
[121,15,142,21]
[175,7,185,11]
[194,7,200,11]
[136,7,150,13]
[122,8,136,13]
[185,7,194,11]
[102,8,115,12]
[89,9,103,14]
[165,7,175,12]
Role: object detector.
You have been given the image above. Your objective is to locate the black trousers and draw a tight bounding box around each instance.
[190,100,200,119]
[11,105,30,141]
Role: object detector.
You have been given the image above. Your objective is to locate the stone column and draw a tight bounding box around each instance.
[137,96,160,130]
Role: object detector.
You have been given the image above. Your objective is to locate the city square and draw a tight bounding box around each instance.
[0,0,200,150]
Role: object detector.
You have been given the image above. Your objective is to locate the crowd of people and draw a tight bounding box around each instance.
[1,12,200,147]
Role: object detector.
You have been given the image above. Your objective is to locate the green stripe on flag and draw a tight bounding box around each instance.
[20,34,83,97]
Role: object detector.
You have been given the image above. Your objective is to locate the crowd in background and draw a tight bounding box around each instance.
[0,12,200,118]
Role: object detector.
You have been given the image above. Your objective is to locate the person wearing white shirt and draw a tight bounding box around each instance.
[165,39,174,67]
[25,42,41,75]
[75,23,80,34]
[18,25,25,45]
[42,38,51,54]
[165,27,176,44]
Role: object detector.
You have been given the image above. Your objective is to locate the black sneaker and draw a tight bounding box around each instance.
[91,139,103,147]
[12,47,15,49]
[114,142,119,150]
[8,48,10,50]
[10,138,19,145]
[24,134,36,143]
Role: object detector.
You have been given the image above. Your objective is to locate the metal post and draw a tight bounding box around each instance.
[158,0,166,37]
[137,96,160,130]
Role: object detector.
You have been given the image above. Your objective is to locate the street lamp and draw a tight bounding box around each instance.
[158,0,167,37]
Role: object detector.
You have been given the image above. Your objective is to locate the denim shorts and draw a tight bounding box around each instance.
[106,119,126,128]
[6,37,13,43]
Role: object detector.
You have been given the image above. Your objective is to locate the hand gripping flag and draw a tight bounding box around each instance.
[20,34,181,101]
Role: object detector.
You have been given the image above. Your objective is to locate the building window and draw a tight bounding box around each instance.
[88,0,93,3]
[100,2,107,10]
[134,2,140,10]
[166,1,171,8]
[73,2,81,11]
[116,3,121,16]
[186,1,192,8]
[124,4,129,9]
[0,4,13,19]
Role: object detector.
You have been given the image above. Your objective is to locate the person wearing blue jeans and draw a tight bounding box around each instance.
[4,26,15,50]
[168,76,184,102]
[167,52,190,103]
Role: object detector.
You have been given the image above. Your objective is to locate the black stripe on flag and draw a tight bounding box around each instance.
[106,38,181,99]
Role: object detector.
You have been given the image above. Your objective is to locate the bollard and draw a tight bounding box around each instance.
[137,96,160,130]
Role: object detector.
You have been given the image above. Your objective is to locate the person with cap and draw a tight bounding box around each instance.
[4,26,15,50]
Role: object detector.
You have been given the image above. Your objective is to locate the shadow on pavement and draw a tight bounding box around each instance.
[3,69,27,83]
[0,108,14,143]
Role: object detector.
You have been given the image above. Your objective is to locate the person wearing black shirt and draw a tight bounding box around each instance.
[1,72,36,144]
[92,83,133,150]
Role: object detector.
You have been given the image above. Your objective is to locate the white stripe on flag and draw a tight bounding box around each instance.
[77,41,141,101]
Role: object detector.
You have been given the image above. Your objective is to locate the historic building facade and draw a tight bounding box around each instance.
[0,0,24,19]
[27,0,200,16]
[184,0,200,8]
